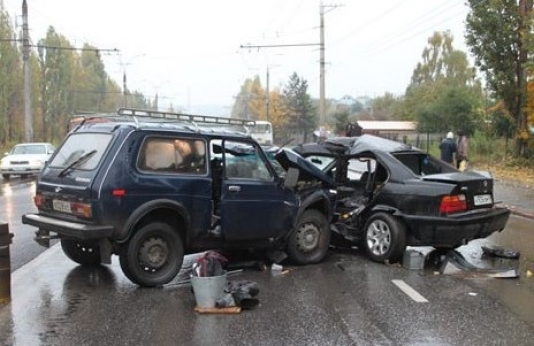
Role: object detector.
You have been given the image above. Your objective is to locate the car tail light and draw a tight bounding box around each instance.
[440,194,467,214]
[70,202,92,218]
[33,194,45,208]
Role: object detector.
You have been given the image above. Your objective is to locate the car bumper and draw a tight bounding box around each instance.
[0,167,41,175]
[22,213,114,240]
[402,207,511,247]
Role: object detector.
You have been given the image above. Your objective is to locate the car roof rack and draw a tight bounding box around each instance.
[116,108,255,127]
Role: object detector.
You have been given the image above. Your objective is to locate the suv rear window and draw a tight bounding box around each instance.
[138,137,207,174]
[49,133,112,170]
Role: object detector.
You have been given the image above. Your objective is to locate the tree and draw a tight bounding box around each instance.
[371,92,400,120]
[0,5,22,145]
[332,109,349,135]
[281,72,316,143]
[399,31,483,132]
[465,0,533,157]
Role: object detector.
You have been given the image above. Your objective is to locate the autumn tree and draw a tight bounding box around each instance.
[465,0,533,157]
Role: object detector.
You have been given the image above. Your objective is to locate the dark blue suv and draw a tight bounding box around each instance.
[22,109,336,286]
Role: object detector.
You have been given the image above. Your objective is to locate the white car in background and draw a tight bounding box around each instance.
[0,142,55,180]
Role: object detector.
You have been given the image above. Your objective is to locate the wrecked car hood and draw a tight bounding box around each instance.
[275,148,335,186]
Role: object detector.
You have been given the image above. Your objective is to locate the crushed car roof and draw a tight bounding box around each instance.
[294,135,415,157]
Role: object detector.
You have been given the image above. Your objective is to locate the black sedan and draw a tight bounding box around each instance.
[293,135,511,263]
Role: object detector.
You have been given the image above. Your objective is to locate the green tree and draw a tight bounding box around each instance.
[371,92,400,120]
[38,27,78,142]
[332,109,349,135]
[0,5,22,145]
[465,0,533,157]
[281,72,316,142]
[399,31,482,132]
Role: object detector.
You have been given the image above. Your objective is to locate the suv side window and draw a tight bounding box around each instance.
[138,137,207,174]
[223,141,273,181]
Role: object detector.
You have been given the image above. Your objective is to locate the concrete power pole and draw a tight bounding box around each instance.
[266,67,270,122]
[319,2,342,127]
[319,3,326,127]
[22,0,33,142]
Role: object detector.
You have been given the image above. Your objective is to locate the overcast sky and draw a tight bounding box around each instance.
[4,0,470,114]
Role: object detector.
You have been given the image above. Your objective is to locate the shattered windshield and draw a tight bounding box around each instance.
[48,133,112,170]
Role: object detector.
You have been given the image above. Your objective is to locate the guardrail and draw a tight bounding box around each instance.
[0,222,14,303]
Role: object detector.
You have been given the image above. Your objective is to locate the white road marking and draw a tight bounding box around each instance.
[392,279,429,303]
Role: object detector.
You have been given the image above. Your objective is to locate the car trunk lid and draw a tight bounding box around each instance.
[422,171,495,211]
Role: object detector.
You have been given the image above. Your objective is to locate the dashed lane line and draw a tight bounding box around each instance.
[392,279,429,303]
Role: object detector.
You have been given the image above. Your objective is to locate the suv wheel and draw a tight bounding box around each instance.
[363,212,406,262]
[119,222,184,287]
[287,210,330,264]
[61,239,101,266]
[2,174,9,180]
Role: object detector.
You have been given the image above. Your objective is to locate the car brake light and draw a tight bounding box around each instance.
[70,202,92,218]
[440,194,467,214]
[33,194,45,208]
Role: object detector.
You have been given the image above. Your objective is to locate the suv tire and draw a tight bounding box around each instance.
[119,222,184,287]
[60,239,101,266]
[287,210,330,264]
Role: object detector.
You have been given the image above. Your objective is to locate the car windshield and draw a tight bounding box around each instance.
[48,133,112,170]
[12,145,46,155]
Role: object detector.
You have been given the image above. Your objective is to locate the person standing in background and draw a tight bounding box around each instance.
[439,131,457,165]
[456,130,469,171]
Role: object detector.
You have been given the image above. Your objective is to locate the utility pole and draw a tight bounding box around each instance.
[266,66,270,122]
[123,72,128,107]
[319,3,326,127]
[22,0,33,142]
[241,2,341,128]
[320,2,342,126]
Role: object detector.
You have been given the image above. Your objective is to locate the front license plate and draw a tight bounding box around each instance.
[474,194,492,206]
[53,199,71,213]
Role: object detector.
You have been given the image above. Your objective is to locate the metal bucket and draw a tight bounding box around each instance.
[191,273,227,308]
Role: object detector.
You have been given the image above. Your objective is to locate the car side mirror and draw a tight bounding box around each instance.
[284,167,299,189]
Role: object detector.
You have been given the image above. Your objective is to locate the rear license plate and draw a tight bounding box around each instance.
[474,194,492,206]
[53,199,71,213]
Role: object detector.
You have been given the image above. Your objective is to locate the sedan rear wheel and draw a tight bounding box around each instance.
[1,174,10,180]
[364,212,406,263]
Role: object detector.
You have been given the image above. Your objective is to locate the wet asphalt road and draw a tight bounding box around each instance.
[1,242,534,346]
[1,177,534,345]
